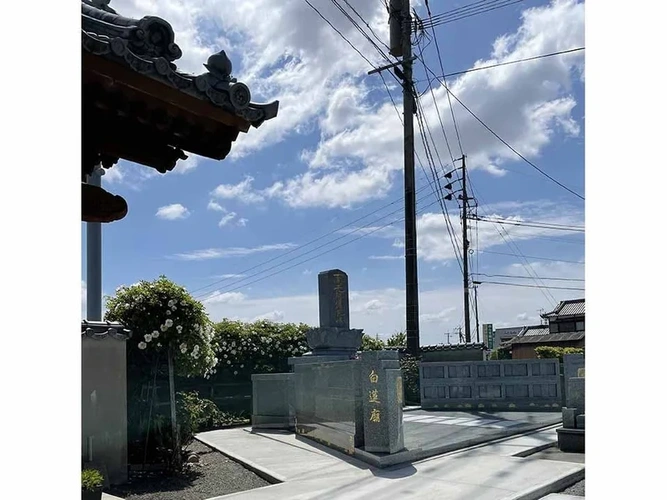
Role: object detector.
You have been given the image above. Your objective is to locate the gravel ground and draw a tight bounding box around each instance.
[559,479,585,496]
[107,440,269,500]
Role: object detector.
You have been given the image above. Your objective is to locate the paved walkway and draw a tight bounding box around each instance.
[198,424,584,500]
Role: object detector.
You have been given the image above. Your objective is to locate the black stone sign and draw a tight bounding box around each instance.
[318,269,349,329]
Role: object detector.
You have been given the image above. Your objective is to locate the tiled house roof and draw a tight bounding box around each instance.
[501,324,584,346]
[541,298,585,319]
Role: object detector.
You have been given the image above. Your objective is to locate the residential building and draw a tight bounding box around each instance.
[501,298,585,359]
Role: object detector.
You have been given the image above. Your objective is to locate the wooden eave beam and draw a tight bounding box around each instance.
[83,51,252,133]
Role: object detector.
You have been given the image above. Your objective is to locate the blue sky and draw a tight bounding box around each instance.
[82,0,585,345]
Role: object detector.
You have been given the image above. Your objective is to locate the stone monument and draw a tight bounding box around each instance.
[557,356,585,453]
[289,269,364,367]
[360,350,405,454]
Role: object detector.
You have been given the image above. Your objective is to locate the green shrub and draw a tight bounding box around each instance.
[105,276,218,378]
[213,319,311,377]
[81,469,103,491]
[489,348,512,360]
[361,334,385,351]
[399,355,420,404]
[535,346,584,361]
[177,391,248,445]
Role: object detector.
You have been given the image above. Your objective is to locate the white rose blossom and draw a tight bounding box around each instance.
[144,334,152,342]
[176,325,183,334]
[138,342,147,350]
[165,319,173,328]
[152,331,160,339]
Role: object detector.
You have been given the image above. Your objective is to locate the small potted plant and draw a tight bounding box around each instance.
[81,468,104,500]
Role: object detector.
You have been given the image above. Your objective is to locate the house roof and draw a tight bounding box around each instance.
[541,298,585,319]
[501,324,584,346]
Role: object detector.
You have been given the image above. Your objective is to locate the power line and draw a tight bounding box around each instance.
[419,59,585,201]
[190,174,446,296]
[474,280,584,292]
[474,217,585,232]
[419,0,526,30]
[473,273,584,282]
[193,182,448,300]
[341,0,391,53]
[479,249,584,265]
[423,47,585,79]
[466,177,558,307]
[197,198,443,300]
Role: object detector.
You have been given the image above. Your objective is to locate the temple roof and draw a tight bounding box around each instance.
[81,0,279,223]
[82,0,278,129]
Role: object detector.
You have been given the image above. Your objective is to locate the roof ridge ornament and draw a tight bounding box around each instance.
[82,1,182,62]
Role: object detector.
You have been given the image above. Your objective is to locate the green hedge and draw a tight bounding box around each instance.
[535,346,584,361]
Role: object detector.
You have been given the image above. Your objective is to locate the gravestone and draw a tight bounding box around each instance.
[289,269,364,367]
[360,350,405,454]
[251,373,295,429]
[557,358,585,453]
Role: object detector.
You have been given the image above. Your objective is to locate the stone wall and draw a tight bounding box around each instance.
[82,334,128,485]
[420,359,562,411]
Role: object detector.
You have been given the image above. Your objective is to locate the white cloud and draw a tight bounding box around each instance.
[208,200,225,212]
[377,200,584,264]
[369,255,403,261]
[211,176,264,204]
[156,203,191,220]
[202,291,247,304]
[172,154,200,174]
[173,243,298,260]
[218,212,238,227]
[109,1,583,208]
[363,299,383,312]
[253,310,286,322]
[237,218,249,227]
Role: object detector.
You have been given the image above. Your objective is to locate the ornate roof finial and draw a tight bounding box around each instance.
[204,51,234,81]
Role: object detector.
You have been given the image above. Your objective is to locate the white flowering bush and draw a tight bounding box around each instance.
[212,319,311,377]
[105,276,218,378]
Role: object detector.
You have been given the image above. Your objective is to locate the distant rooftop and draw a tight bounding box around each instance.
[501,324,584,346]
[541,298,585,319]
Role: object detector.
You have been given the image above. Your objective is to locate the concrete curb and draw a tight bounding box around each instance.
[509,467,585,500]
[195,435,286,485]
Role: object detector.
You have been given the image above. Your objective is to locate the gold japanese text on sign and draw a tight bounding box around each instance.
[333,274,345,325]
[368,369,381,423]
[397,377,403,405]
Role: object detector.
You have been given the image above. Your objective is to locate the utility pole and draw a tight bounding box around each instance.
[473,285,480,343]
[385,0,419,356]
[461,156,471,343]
[86,165,104,320]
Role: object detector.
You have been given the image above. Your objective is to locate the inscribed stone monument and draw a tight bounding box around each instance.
[360,350,405,454]
[290,269,364,365]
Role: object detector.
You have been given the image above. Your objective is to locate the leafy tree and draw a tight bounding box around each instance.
[386,331,407,347]
[361,334,385,351]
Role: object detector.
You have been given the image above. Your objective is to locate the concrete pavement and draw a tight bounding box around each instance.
[198,424,584,500]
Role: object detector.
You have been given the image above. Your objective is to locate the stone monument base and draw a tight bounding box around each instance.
[251,373,295,431]
[556,427,584,453]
